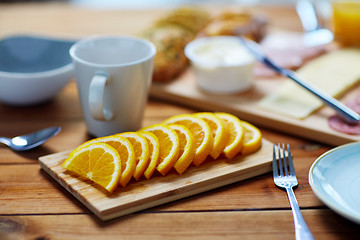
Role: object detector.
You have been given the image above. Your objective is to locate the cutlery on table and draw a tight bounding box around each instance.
[296,0,334,47]
[0,126,61,151]
[239,36,360,124]
[273,143,314,240]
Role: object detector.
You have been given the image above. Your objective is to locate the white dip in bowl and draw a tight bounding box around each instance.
[185,36,255,94]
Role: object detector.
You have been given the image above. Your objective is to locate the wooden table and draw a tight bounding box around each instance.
[1,2,360,239]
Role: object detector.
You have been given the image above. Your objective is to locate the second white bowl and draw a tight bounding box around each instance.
[185,36,255,94]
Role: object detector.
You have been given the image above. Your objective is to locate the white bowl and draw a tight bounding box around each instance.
[185,36,255,94]
[0,35,75,106]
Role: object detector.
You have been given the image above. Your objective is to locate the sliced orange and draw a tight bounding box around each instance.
[62,143,121,193]
[215,112,244,159]
[163,114,213,166]
[117,132,150,181]
[141,124,180,175]
[76,135,136,187]
[193,112,228,159]
[138,131,160,179]
[241,121,262,155]
[168,124,196,174]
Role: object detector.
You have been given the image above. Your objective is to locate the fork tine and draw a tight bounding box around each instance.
[277,143,284,176]
[282,143,289,176]
[287,144,296,176]
[272,144,278,177]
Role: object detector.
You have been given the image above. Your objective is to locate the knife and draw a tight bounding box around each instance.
[239,37,360,124]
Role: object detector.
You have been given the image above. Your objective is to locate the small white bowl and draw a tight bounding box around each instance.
[0,35,75,106]
[185,36,255,94]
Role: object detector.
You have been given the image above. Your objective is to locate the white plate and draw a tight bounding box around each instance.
[309,142,360,224]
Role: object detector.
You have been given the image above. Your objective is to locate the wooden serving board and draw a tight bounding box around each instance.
[39,139,273,221]
[150,69,360,146]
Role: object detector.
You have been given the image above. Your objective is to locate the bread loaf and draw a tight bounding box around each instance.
[140,7,210,82]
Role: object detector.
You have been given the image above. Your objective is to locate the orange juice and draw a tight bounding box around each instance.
[332,1,360,46]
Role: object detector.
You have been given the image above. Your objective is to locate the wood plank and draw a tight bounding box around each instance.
[0,151,325,216]
[39,140,275,221]
[1,209,359,240]
[0,164,87,214]
[0,154,324,215]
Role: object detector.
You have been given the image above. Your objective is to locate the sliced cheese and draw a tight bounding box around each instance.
[258,48,360,119]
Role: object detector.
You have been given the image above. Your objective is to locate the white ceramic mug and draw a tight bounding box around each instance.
[70,36,156,137]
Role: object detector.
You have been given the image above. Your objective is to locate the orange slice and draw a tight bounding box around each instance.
[138,131,160,179]
[163,114,213,166]
[62,143,121,193]
[241,121,262,155]
[215,112,244,159]
[76,136,136,187]
[193,112,228,159]
[117,132,150,181]
[141,124,180,175]
[168,124,196,174]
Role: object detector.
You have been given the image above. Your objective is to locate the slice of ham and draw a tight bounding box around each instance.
[328,95,360,135]
[328,116,360,135]
[254,31,328,78]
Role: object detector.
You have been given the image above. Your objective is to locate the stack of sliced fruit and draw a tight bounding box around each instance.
[62,112,262,193]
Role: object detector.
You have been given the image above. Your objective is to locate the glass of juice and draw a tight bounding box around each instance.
[332,0,360,46]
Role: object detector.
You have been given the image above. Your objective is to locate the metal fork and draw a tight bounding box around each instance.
[273,143,314,240]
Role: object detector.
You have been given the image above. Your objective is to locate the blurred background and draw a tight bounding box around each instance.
[67,0,300,8]
[0,0,310,8]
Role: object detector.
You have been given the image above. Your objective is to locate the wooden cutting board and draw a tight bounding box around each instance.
[39,139,273,221]
[150,69,360,146]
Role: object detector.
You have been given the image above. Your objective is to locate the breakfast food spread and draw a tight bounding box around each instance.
[62,112,262,192]
[258,48,360,119]
[141,7,267,83]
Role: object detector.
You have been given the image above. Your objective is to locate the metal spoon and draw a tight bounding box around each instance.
[239,37,360,124]
[0,126,61,151]
[296,0,334,47]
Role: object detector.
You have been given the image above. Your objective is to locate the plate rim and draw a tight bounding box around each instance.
[309,141,360,224]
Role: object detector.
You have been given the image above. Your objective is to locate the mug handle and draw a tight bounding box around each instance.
[89,71,113,121]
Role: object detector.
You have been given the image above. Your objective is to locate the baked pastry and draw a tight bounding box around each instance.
[141,24,193,82]
[155,6,210,34]
[141,7,210,82]
[199,11,267,42]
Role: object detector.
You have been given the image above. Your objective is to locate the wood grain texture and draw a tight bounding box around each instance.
[0,155,323,215]
[150,70,360,146]
[39,140,274,220]
[1,2,359,239]
[2,209,360,240]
